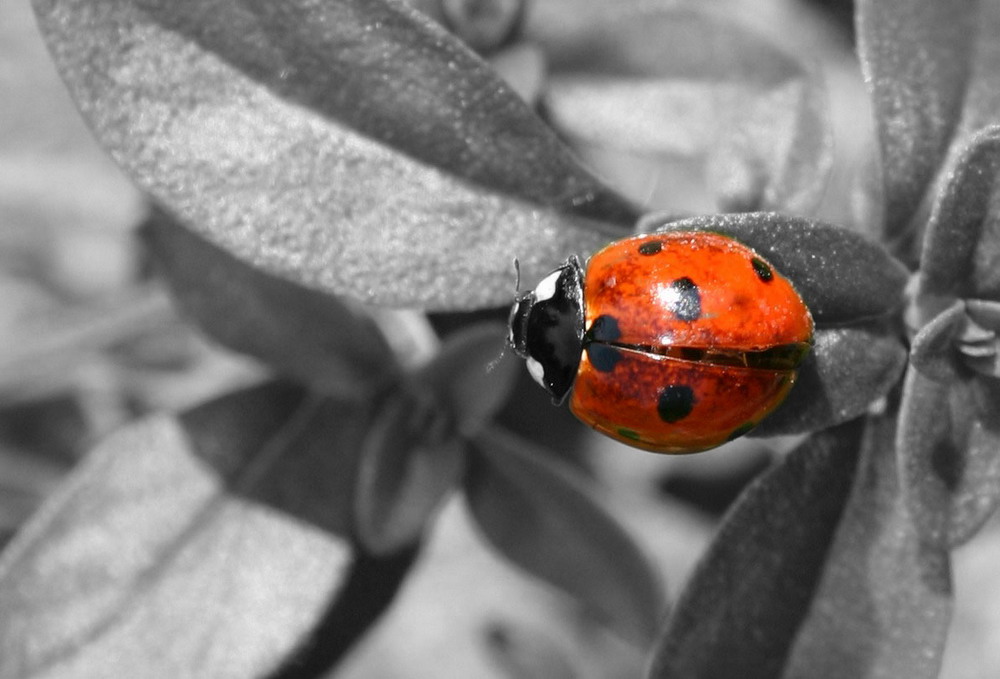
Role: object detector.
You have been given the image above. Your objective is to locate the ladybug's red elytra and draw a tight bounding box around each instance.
[508,231,814,454]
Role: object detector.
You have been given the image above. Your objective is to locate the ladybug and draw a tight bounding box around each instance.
[508,231,814,453]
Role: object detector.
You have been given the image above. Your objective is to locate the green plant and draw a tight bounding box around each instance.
[1,0,997,677]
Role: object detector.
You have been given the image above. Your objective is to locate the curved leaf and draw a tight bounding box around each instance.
[647,421,864,679]
[0,383,358,678]
[143,209,400,395]
[963,298,1000,378]
[751,321,907,437]
[353,324,519,555]
[481,619,580,679]
[533,5,831,215]
[782,411,952,679]
[857,0,977,241]
[416,322,520,436]
[440,0,525,53]
[917,125,1000,321]
[353,391,464,556]
[643,212,910,324]
[897,368,1000,549]
[32,0,636,310]
[909,300,967,383]
[465,427,664,646]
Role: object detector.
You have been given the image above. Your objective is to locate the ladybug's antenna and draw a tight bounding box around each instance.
[487,257,523,375]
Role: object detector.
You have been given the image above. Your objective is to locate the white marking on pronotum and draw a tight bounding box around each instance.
[525,357,546,388]
[533,270,562,302]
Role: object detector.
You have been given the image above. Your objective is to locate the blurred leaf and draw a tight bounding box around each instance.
[0,393,89,464]
[0,285,176,403]
[353,392,464,556]
[917,125,1000,320]
[270,545,421,679]
[482,619,580,679]
[182,382,375,538]
[857,0,977,241]
[0,382,360,678]
[0,444,68,543]
[465,427,664,647]
[643,212,910,325]
[954,1,1000,136]
[353,324,519,555]
[647,421,864,679]
[417,322,520,436]
[897,368,1000,549]
[533,5,831,215]
[32,0,637,310]
[143,209,400,396]
[489,43,547,106]
[782,411,952,679]
[440,0,525,53]
[753,322,907,437]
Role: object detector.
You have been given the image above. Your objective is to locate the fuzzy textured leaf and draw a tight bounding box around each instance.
[857,0,978,240]
[0,383,355,678]
[897,368,1000,549]
[465,427,664,646]
[647,421,864,679]
[783,412,953,679]
[751,321,907,437]
[143,209,399,395]
[32,0,636,310]
[918,125,1000,318]
[533,5,831,215]
[644,212,910,324]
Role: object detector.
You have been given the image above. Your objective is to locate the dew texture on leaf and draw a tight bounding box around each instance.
[644,212,910,324]
[32,0,636,310]
[918,125,1000,312]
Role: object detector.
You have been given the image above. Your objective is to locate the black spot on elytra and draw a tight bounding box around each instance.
[588,314,621,342]
[658,385,695,422]
[669,277,701,321]
[751,257,774,282]
[727,422,756,441]
[587,344,623,372]
[638,240,663,255]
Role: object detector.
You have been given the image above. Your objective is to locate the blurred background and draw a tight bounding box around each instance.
[1,0,997,676]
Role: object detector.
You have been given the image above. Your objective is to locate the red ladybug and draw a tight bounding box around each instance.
[508,231,814,453]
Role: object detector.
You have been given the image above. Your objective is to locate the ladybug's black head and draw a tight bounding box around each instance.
[507,256,585,404]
